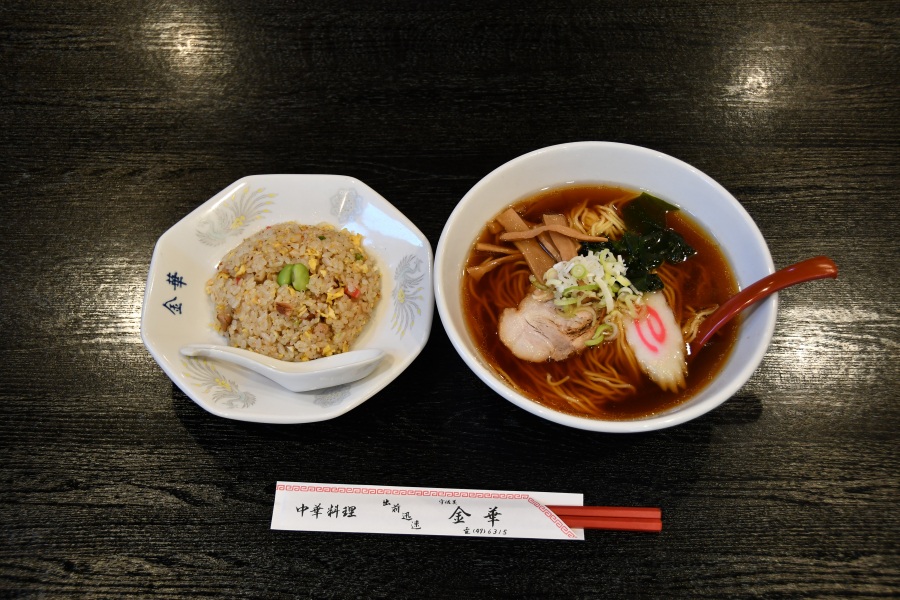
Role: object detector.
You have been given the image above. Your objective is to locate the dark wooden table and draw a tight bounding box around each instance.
[2,2,898,598]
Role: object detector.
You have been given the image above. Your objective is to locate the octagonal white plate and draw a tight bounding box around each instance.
[141,175,433,423]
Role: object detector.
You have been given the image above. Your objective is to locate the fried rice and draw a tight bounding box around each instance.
[206,222,381,361]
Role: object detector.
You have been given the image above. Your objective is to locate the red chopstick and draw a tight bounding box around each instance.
[546,505,661,519]
[546,506,662,532]
[558,516,662,532]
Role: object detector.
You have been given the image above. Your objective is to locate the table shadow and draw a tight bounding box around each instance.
[168,380,765,507]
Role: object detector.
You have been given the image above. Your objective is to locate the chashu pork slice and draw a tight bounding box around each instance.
[498,293,595,362]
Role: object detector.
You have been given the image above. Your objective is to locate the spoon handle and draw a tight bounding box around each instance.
[689,256,838,353]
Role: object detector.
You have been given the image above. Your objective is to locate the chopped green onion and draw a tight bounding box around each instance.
[553,297,579,306]
[563,283,600,295]
[529,275,550,290]
[584,324,613,347]
[570,264,587,279]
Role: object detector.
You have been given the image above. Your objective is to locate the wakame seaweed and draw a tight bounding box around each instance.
[621,192,679,233]
[579,193,696,292]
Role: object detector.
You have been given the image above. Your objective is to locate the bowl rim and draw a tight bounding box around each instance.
[434,141,777,433]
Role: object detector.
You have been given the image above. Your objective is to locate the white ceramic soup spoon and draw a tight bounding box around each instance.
[179,344,385,392]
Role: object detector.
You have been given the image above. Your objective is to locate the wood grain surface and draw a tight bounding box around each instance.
[1,1,897,598]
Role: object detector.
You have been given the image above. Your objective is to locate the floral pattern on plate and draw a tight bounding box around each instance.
[330,188,364,225]
[183,358,257,409]
[391,254,427,338]
[196,186,276,245]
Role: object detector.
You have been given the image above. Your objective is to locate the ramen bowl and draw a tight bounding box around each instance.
[434,142,776,433]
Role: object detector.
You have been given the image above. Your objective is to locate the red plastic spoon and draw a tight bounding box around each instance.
[688,255,838,359]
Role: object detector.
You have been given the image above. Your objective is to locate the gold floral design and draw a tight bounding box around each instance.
[196,186,275,245]
[183,358,256,409]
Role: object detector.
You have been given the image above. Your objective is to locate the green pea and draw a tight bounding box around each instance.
[291,263,310,291]
[277,264,293,286]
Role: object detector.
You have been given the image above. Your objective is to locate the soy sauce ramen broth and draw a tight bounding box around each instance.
[462,184,740,420]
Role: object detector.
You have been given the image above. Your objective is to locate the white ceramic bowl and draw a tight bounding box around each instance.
[142,174,433,424]
[434,142,776,433]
